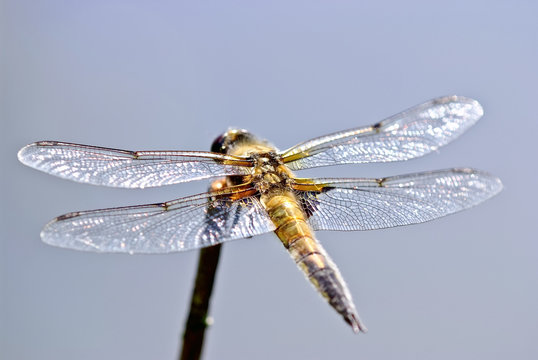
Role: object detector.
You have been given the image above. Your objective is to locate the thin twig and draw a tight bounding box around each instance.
[179,244,222,360]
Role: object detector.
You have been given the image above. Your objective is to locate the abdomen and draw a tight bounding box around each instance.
[261,191,366,332]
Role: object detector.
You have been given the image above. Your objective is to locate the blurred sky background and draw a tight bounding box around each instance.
[1,1,537,359]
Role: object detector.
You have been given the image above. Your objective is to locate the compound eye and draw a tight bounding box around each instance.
[210,133,227,153]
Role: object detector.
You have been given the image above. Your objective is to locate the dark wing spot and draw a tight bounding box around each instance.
[298,188,333,219]
[36,141,59,146]
[376,178,387,187]
[56,212,81,221]
[372,122,382,133]
[157,203,169,211]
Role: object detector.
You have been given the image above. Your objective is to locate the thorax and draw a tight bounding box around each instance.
[229,143,295,196]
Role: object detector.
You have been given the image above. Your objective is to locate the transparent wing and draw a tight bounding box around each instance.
[41,187,275,253]
[18,141,253,188]
[281,96,483,170]
[294,168,502,231]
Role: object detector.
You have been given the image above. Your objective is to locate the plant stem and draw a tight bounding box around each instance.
[179,244,222,360]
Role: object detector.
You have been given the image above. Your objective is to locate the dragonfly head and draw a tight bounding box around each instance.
[211,128,260,154]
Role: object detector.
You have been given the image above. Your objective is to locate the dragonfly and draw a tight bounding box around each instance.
[18,95,502,333]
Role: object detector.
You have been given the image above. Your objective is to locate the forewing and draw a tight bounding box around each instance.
[281,96,483,169]
[18,141,253,188]
[41,188,275,253]
[294,169,502,231]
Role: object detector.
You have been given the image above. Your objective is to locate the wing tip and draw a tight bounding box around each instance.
[17,143,35,166]
[431,95,482,116]
[40,222,104,253]
[439,95,484,120]
[490,176,504,197]
[40,217,62,246]
[465,96,484,120]
[451,167,503,200]
[40,226,61,249]
[17,141,58,166]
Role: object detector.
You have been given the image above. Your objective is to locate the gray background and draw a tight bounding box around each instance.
[2,1,537,359]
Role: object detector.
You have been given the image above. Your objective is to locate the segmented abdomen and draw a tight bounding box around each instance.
[261,191,366,333]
